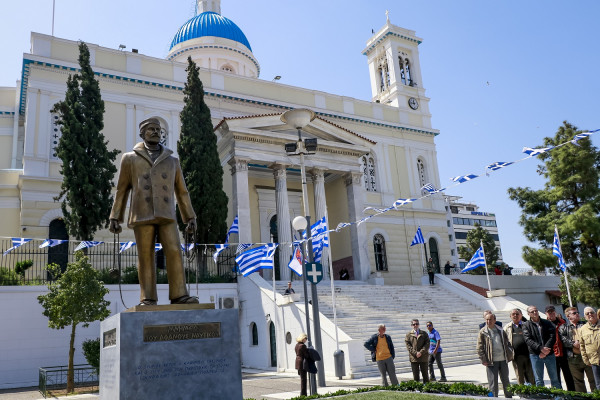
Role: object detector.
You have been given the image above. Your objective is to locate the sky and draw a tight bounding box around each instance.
[1,0,599,269]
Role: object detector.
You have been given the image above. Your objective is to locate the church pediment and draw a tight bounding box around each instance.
[215,113,376,147]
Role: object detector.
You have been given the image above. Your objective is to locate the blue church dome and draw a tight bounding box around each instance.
[169,12,252,51]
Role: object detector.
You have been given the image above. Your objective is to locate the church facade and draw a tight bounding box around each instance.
[0,0,450,285]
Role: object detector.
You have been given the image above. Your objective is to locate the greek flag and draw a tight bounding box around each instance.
[451,174,478,183]
[523,146,554,156]
[155,243,162,252]
[486,161,514,171]
[213,243,229,262]
[74,241,103,251]
[181,243,194,252]
[410,226,425,246]
[119,241,136,253]
[225,215,239,243]
[236,243,252,254]
[236,243,278,276]
[335,222,352,232]
[571,130,598,145]
[3,238,33,256]
[288,244,303,276]
[311,217,329,263]
[394,198,417,208]
[552,227,567,272]
[421,183,445,194]
[462,246,486,273]
[39,239,68,249]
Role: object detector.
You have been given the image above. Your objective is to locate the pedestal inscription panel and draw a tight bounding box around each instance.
[100,309,241,400]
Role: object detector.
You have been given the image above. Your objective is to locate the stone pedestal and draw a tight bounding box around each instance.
[100,305,242,400]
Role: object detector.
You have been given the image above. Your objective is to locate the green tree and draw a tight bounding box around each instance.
[38,254,110,393]
[508,121,600,306]
[51,42,119,241]
[177,57,228,245]
[458,224,500,273]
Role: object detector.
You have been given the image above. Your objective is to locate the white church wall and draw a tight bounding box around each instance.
[0,283,237,389]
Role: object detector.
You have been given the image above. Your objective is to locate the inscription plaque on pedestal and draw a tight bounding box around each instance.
[100,308,242,400]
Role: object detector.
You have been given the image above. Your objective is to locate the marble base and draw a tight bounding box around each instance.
[100,308,242,400]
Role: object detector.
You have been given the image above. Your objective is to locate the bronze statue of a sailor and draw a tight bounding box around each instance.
[109,118,198,306]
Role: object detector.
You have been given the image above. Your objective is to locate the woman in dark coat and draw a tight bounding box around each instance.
[295,333,309,396]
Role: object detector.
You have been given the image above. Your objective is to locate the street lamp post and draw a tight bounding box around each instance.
[282,109,326,388]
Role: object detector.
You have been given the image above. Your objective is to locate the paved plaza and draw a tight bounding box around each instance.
[0,363,527,400]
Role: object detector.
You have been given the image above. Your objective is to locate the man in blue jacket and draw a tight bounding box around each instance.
[364,324,399,386]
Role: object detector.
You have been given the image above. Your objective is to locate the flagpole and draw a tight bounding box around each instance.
[52,0,56,36]
[480,240,492,292]
[555,225,573,306]
[271,239,280,371]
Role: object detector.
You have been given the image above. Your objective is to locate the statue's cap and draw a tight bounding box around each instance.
[139,118,161,131]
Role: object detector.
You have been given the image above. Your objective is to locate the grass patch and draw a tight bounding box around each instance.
[327,393,473,399]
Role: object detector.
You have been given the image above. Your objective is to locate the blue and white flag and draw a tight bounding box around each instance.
[225,215,239,243]
[410,226,425,247]
[181,243,195,252]
[552,227,567,272]
[288,244,303,276]
[393,198,417,209]
[74,241,103,251]
[155,243,162,252]
[421,183,445,194]
[39,239,68,249]
[523,146,554,156]
[486,161,514,171]
[119,241,135,253]
[236,243,278,276]
[311,217,329,263]
[335,222,352,232]
[236,243,252,254]
[451,174,478,183]
[462,246,486,273]
[571,131,597,146]
[213,243,229,263]
[3,238,33,256]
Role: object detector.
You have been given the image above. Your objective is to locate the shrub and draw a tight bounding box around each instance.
[82,338,100,374]
[15,260,34,277]
[0,267,19,285]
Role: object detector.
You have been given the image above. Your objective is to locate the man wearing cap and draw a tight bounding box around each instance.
[110,118,198,306]
[545,305,575,391]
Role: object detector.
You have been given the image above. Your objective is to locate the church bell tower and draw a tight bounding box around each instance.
[363,11,429,113]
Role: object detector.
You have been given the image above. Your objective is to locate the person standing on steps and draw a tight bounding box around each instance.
[364,324,399,386]
[426,321,447,382]
[426,258,435,285]
[405,319,430,383]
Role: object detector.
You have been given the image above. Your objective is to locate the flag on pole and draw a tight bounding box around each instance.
[552,227,567,272]
[410,227,425,247]
[311,217,329,263]
[213,244,229,262]
[119,241,135,253]
[235,243,278,276]
[462,246,486,273]
[74,241,103,251]
[39,239,68,249]
[225,215,239,243]
[288,244,303,276]
[3,238,33,256]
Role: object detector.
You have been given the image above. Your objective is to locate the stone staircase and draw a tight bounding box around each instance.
[279,279,510,379]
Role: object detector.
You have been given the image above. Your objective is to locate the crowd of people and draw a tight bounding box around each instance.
[349,305,600,397]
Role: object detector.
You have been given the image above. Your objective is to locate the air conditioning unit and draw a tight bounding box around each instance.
[218,296,238,309]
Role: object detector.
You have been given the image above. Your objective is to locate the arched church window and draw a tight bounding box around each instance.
[398,57,407,85]
[373,234,388,271]
[50,112,62,160]
[360,155,377,192]
[250,322,258,346]
[376,55,389,93]
[417,158,427,188]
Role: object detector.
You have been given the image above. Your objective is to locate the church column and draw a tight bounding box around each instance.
[273,164,292,282]
[229,157,251,244]
[345,172,370,281]
[311,168,329,280]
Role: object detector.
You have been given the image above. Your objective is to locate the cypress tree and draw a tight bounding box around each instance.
[178,57,228,246]
[51,42,119,240]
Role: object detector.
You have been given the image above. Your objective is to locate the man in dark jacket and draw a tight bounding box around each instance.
[364,324,398,386]
[545,305,575,391]
[558,307,597,392]
[523,305,562,388]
